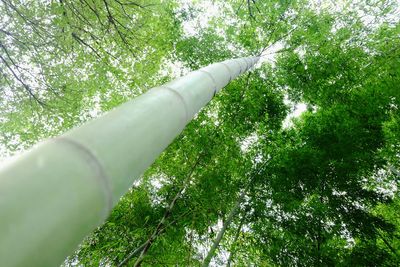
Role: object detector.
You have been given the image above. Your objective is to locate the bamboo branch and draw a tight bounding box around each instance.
[0,44,45,106]
[118,156,202,267]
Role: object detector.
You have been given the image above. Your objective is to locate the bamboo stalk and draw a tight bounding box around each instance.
[0,56,259,267]
[201,191,245,267]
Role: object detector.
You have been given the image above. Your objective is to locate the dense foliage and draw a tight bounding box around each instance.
[1,0,399,266]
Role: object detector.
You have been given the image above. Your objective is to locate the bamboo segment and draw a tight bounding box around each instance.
[0,56,259,267]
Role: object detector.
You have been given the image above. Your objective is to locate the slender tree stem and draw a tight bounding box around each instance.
[201,191,245,267]
[377,230,400,258]
[226,215,245,267]
[118,156,201,267]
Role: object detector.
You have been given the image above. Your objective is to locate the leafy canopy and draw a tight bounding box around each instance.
[0,0,399,266]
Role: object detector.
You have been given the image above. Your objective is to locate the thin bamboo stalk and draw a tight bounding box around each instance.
[201,191,245,267]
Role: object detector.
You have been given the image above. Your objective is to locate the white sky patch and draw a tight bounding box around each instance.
[340,223,355,249]
[158,58,191,78]
[147,174,171,207]
[363,168,399,198]
[78,93,103,122]
[309,0,400,26]
[259,41,285,66]
[240,132,259,153]
[309,0,347,13]
[177,0,224,37]
[283,95,308,128]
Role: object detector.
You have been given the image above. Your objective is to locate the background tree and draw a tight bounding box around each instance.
[0,0,180,152]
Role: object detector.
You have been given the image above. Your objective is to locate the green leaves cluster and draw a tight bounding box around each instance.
[1,0,399,266]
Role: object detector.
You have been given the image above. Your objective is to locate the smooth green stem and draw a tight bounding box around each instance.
[0,56,259,267]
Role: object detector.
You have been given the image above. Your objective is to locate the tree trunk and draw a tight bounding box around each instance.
[0,56,259,267]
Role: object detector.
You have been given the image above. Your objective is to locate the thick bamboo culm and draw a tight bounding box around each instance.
[0,56,259,267]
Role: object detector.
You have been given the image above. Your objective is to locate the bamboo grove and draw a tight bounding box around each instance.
[0,0,399,266]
